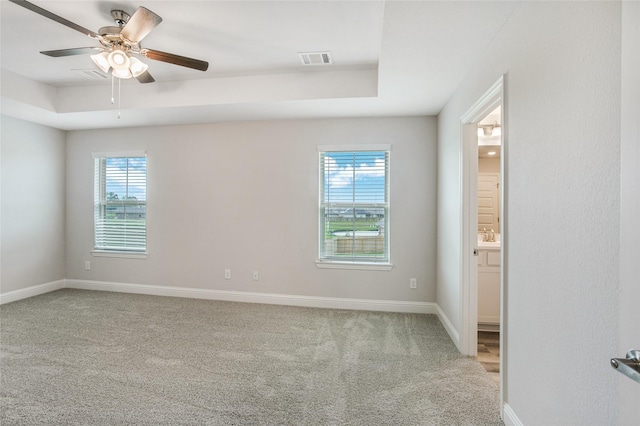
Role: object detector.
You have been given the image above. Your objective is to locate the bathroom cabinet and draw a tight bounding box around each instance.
[478,247,500,327]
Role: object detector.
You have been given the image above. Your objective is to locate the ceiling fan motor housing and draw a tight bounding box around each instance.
[111,10,130,27]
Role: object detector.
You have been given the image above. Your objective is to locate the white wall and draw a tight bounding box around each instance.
[1,115,66,292]
[66,117,437,303]
[478,158,500,174]
[437,2,621,424]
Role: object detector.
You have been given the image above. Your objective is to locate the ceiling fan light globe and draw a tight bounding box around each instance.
[108,50,130,70]
[128,57,148,78]
[112,68,133,79]
[90,52,111,73]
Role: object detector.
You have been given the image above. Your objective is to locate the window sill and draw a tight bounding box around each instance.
[91,251,148,259]
[315,260,393,271]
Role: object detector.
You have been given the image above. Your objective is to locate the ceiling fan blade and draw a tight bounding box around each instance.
[8,0,98,39]
[120,7,162,43]
[136,71,155,84]
[40,47,102,57]
[143,49,209,72]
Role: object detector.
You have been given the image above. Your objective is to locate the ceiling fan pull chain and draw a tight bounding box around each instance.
[111,73,115,105]
[117,78,121,119]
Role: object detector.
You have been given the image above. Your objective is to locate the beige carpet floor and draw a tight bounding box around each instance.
[1,289,502,425]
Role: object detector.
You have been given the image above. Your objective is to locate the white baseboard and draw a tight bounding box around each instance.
[65,279,437,314]
[503,403,524,426]
[0,280,65,305]
[478,315,500,324]
[435,303,460,350]
[478,323,500,332]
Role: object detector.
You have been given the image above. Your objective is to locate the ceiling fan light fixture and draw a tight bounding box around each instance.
[90,52,110,73]
[128,57,148,78]
[112,67,133,79]
[108,49,130,70]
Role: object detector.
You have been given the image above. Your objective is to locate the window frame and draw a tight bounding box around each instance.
[92,151,148,258]
[316,145,393,270]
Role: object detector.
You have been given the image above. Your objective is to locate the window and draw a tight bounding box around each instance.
[93,153,147,253]
[318,145,390,266]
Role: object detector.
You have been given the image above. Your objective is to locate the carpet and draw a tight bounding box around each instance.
[1,289,502,425]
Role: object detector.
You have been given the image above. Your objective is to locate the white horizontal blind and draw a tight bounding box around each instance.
[94,155,147,252]
[319,150,389,263]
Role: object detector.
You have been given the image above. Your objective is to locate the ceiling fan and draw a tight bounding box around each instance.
[9,0,209,83]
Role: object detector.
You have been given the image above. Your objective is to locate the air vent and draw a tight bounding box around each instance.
[298,51,333,66]
[72,69,109,80]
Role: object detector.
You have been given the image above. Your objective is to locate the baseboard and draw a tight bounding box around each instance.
[2,277,440,316]
[0,280,66,305]
[64,279,437,314]
[478,323,500,332]
[503,403,524,426]
[435,303,460,350]
[478,315,500,324]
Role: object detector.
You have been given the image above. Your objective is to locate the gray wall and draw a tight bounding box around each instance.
[1,116,66,292]
[437,2,621,424]
[66,117,437,303]
[618,2,640,423]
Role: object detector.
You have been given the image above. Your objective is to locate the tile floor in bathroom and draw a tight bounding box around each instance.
[477,331,500,386]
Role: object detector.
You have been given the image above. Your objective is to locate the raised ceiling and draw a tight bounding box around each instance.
[0,1,518,130]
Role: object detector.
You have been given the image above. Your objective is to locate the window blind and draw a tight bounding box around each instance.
[94,155,147,252]
[319,149,389,263]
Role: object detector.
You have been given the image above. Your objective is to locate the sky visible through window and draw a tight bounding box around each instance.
[105,157,146,201]
[323,151,386,204]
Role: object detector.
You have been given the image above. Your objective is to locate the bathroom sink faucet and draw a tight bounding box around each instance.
[480,227,496,242]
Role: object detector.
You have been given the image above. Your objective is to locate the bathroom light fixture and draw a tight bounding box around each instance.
[478,122,501,137]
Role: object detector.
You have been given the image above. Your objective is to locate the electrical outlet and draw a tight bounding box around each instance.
[224,269,231,280]
[410,278,417,289]
[85,261,91,271]
[252,271,259,281]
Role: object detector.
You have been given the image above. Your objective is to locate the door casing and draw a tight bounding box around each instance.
[459,76,506,411]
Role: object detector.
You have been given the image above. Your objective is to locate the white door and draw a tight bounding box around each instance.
[478,173,500,232]
[617,2,639,422]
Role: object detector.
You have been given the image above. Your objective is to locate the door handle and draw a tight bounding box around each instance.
[611,349,640,384]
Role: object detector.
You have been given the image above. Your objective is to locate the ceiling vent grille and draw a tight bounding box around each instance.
[298,51,332,66]
[73,69,109,80]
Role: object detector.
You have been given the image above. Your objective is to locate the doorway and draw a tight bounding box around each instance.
[476,106,502,386]
[459,76,505,404]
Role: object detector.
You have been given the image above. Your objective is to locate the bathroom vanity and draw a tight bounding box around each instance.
[478,235,500,330]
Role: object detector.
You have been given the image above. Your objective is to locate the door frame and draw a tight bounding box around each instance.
[459,76,506,407]
[618,1,639,422]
